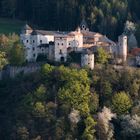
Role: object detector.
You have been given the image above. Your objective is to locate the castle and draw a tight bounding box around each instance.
[20,20,127,69]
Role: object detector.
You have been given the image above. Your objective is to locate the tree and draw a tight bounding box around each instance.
[9,42,25,66]
[34,84,46,101]
[0,34,9,48]
[69,109,81,138]
[129,79,140,98]
[89,93,99,113]
[41,64,54,77]
[112,92,132,115]
[57,67,91,116]
[120,115,140,139]
[0,51,8,70]
[69,109,80,124]
[124,21,136,35]
[96,47,110,64]
[33,102,46,117]
[82,116,96,140]
[16,126,29,140]
[58,80,90,116]
[97,107,116,140]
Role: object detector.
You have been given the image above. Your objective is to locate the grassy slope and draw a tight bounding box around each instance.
[0,18,25,34]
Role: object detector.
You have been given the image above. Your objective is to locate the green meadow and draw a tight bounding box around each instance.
[0,18,24,34]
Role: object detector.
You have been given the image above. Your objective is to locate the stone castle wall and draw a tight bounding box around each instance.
[0,64,41,80]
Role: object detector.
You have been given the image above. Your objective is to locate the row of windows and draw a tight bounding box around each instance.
[26,40,42,43]
[57,43,71,46]
[58,43,64,46]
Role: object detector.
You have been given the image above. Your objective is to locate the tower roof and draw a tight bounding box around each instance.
[80,19,88,28]
[22,24,32,30]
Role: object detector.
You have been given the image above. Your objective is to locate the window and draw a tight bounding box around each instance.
[33,47,35,51]
[62,43,63,46]
[42,49,44,52]
[33,54,36,57]
[33,40,35,43]
[69,43,71,46]
[40,40,42,43]
[59,49,62,54]
[26,40,29,43]
[58,43,59,45]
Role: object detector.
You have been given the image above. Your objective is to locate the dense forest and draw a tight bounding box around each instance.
[0,0,140,40]
[0,64,140,140]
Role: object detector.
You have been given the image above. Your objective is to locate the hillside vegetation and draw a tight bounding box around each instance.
[0,64,140,139]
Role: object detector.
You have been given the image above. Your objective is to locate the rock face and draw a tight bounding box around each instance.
[128,34,138,51]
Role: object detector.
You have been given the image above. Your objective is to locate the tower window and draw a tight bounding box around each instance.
[62,43,63,46]
[58,43,59,45]
[33,54,36,57]
[33,47,35,51]
[59,49,62,54]
[33,40,35,43]
[40,40,42,43]
[26,40,29,43]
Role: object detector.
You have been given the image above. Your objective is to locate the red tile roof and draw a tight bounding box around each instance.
[131,48,140,56]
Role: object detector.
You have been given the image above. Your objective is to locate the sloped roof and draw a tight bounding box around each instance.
[23,24,32,30]
[81,31,102,37]
[131,48,140,56]
[68,31,83,36]
[99,36,116,45]
[32,30,69,36]
[80,19,88,28]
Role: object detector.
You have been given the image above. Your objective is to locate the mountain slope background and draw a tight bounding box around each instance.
[0,0,140,43]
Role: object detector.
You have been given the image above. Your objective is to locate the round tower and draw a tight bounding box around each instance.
[118,34,127,62]
[20,24,33,62]
[81,49,94,70]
